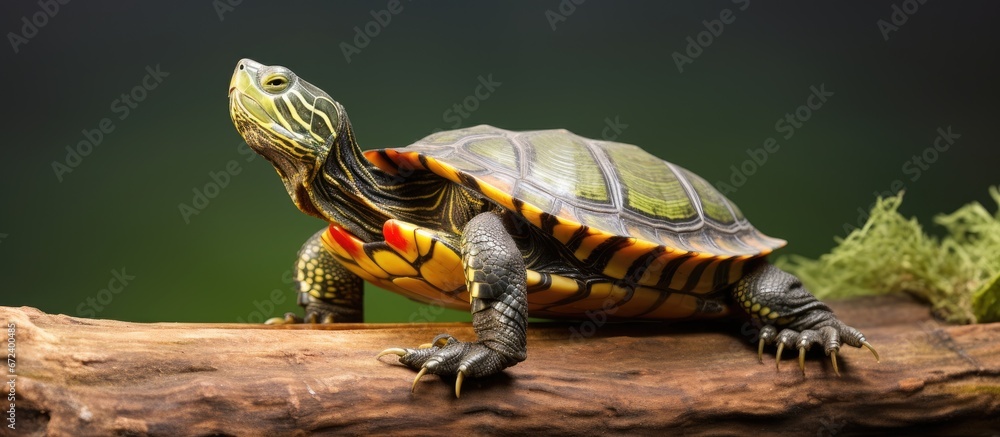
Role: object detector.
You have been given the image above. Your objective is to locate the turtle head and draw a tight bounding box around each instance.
[228,58,342,217]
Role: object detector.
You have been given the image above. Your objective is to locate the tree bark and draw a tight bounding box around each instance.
[3,295,999,436]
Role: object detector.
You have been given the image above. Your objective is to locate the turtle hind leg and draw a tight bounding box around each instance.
[267,228,364,324]
[732,262,879,375]
[378,212,527,397]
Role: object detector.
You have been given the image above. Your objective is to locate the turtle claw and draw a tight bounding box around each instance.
[756,321,878,375]
[775,343,784,370]
[758,325,777,365]
[862,341,881,362]
[411,367,429,393]
[269,305,349,325]
[455,368,466,398]
[379,334,512,397]
[376,348,407,359]
[265,309,346,325]
[264,312,303,325]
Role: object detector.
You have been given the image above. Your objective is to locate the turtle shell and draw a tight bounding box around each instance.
[359,125,785,314]
[369,124,783,250]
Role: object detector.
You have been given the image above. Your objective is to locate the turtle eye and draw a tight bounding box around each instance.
[262,74,289,93]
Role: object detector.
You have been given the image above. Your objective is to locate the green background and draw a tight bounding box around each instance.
[1,1,997,323]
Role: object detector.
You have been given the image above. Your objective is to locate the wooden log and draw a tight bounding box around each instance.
[4,295,999,436]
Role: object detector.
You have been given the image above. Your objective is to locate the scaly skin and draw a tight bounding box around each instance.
[732,263,879,375]
[378,212,528,397]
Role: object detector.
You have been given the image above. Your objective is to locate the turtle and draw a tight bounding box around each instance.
[227,58,878,397]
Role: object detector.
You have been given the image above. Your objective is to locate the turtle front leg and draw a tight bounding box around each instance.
[267,228,364,324]
[378,212,528,397]
[732,262,879,375]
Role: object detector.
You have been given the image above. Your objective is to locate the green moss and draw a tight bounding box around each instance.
[777,187,1000,324]
[972,271,1000,324]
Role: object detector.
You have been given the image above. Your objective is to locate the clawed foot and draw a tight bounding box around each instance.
[264,310,340,325]
[377,334,509,397]
[757,322,879,376]
[264,294,361,325]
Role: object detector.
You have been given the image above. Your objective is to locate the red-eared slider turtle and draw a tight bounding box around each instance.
[228,59,878,397]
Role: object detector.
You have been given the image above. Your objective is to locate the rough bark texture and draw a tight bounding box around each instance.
[3,295,999,436]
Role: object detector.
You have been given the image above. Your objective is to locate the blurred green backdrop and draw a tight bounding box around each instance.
[1,1,997,322]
